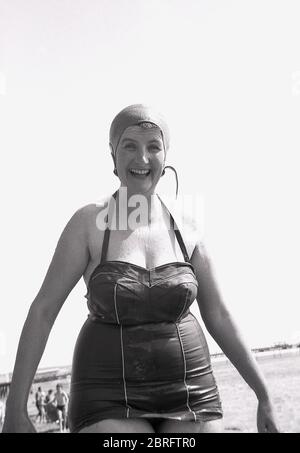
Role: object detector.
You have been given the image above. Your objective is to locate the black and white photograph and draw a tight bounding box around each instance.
[0,0,299,435]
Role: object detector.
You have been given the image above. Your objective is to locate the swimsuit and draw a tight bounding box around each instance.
[68,191,223,433]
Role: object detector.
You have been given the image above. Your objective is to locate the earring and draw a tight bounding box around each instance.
[113,168,118,176]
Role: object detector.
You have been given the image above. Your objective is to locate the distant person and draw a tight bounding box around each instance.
[3,104,280,433]
[0,400,5,426]
[54,384,68,433]
[45,389,54,405]
[35,387,46,424]
[44,389,57,423]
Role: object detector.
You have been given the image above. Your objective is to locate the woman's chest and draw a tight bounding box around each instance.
[90,224,187,265]
[85,207,197,285]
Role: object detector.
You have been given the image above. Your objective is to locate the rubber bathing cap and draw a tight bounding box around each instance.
[109,104,170,156]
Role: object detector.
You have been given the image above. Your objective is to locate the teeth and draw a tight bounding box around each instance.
[130,169,150,175]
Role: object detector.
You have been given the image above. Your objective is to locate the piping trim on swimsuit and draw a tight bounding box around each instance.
[175,323,197,422]
[120,325,130,419]
[176,287,191,322]
[114,283,120,325]
[114,283,130,418]
[102,189,195,420]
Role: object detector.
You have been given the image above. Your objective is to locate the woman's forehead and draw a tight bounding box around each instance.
[120,125,163,142]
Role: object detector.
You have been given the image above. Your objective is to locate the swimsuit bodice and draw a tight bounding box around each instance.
[85,190,198,325]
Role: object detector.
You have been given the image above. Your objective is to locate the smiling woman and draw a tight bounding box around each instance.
[109,106,168,196]
[114,125,164,191]
[110,106,179,203]
[3,104,280,434]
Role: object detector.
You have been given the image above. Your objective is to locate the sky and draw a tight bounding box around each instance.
[0,0,300,374]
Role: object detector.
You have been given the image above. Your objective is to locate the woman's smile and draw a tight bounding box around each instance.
[129,168,151,178]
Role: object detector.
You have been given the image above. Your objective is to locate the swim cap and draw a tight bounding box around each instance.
[109,104,170,157]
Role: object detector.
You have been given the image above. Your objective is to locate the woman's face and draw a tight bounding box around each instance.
[113,125,165,195]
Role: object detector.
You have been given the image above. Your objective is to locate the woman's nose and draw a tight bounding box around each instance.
[136,147,150,163]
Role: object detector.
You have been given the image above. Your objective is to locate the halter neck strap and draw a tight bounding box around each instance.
[100,190,190,264]
[100,190,118,264]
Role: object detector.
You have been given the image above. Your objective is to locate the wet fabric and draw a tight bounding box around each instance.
[68,191,223,433]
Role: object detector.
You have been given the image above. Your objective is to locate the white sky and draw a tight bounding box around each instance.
[1,0,300,374]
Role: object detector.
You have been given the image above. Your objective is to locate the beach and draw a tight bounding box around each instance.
[1,349,299,433]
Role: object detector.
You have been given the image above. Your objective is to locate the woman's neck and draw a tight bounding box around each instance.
[114,185,162,228]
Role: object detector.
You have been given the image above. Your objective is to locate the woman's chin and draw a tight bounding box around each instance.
[126,173,155,190]
[126,180,155,194]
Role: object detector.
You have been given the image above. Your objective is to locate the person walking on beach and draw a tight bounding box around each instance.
[44,389,57,423]
[35,387,46,424]
[53,384,68,433]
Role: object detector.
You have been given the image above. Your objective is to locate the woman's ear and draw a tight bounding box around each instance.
[109,143,116,165]
[109,143,114,156]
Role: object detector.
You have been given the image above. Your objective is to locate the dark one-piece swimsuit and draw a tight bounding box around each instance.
[68,191,223,433]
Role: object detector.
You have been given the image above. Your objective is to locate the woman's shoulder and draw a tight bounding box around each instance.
[74,194,112,228]
[71,195,112,252]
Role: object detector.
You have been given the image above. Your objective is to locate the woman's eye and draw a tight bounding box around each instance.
[149,145,161,151]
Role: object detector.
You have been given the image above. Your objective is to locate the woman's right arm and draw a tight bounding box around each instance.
[3,206,91,432]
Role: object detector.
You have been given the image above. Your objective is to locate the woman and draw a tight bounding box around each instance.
[3,104,279,433]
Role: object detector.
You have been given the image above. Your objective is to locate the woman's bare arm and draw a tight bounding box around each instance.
[3,206,90,430]
[191,240,269,399]
[191,239,280,432]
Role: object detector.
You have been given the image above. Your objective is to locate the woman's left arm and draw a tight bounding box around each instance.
[191,240,280,433]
